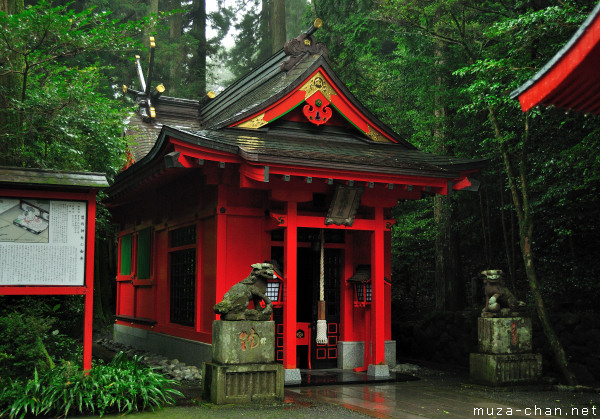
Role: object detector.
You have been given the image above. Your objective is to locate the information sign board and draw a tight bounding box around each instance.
[0,197,87,286]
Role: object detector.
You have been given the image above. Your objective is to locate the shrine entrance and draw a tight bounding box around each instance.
[296,229,342,369]
[271,227,342,369]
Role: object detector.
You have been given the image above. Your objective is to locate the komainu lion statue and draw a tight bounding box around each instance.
[481,270,525,317]
[214,263,274,321]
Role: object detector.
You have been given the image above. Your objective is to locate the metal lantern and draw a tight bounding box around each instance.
[267,267,284,307]
[355,282,372,304]
[347,265,372,307]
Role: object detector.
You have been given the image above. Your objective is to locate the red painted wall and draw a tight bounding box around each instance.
[201,216,217,336]
[223,215,268,295]
[113,167,395,353]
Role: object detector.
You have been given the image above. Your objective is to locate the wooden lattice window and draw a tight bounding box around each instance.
[168,225,196,327]
[120,234,132,276]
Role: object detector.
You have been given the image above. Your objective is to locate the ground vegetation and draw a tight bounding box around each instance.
[1,0,599,387]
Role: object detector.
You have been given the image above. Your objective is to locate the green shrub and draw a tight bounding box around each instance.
[0,298,83,379]
[0,352,183,418]
[0,313,55,378]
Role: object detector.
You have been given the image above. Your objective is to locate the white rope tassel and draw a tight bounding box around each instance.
[316,319,328,344]
[316,229,328,344]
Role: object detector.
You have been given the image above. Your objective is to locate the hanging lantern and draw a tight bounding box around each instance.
[347,265,390,307]
[266,265,284,307]
[355,282,372,304]
[347,265,372,307]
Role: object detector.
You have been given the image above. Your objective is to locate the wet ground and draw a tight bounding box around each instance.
[85,365,600,418]
[91,337,600,418]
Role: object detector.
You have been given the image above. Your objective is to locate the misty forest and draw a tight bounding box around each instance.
[1,0,600,402]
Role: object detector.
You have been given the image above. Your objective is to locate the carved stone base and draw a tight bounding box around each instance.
[212,320,275,365]
[202,362,284,404]
[478,317,532,354]
[470,353,542,386]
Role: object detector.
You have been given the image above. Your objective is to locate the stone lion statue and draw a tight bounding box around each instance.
[214,263,274,321]
[481,270,525,317]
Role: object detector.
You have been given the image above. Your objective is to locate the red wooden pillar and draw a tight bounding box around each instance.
[83,191,97,372]
[340,232,354,341]
[370,206,386,365]
[215,184,228,313]
[283,200,298,369]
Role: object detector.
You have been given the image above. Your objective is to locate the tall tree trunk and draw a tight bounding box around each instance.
[144,0,159,43]
[0,0,24,165]
[258,0,271,62]
[433,40,463,311]
[167,0,183,96]
[500,184,517,292]
[270,0,286,53]
[479,189,491,267]
[0,0,22,13]
[192,0,206,96]
[488,107,577,386]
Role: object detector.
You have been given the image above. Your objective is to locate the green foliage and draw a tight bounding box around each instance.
[0,297,83,379]
[453,1,600,309]
[391,199,436,314]
[312,0,600,318]
[0,0,148,172]
[0,313,55,378]
[226,0,310,81]
[226,0,269,80]
[0,352,183,418]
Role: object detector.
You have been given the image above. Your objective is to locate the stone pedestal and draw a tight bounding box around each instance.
[284,368,301,385]
[478,317,532,354]
[470,317,541,386]
[367,364,390,377]
[212,320,275,364]
[203,321,284,404]
[202,362,284,404]
[470,353,542,386]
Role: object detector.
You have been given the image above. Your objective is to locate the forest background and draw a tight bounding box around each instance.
[1,0,599,385]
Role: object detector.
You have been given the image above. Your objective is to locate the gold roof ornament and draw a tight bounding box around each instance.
[299,72,336,101]
[237,113,268,129]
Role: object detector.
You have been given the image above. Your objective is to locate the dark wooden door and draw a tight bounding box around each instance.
[300,247,341,369]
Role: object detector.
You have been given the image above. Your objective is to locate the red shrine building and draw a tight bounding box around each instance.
[106,22,484,380]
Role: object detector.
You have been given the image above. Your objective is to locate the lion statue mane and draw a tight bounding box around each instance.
[213,263,275,321]
[481,270,525,317]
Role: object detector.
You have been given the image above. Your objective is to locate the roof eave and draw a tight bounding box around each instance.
[510,2,600,111]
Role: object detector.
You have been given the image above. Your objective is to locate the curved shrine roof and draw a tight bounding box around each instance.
[114,23,485,199]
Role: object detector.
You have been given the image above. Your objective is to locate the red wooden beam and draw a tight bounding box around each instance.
[230,67,398,143]
[172,139,242,164]
[0,286,88,295]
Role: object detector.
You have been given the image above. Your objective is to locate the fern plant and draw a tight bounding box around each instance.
[0,352,183,418]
